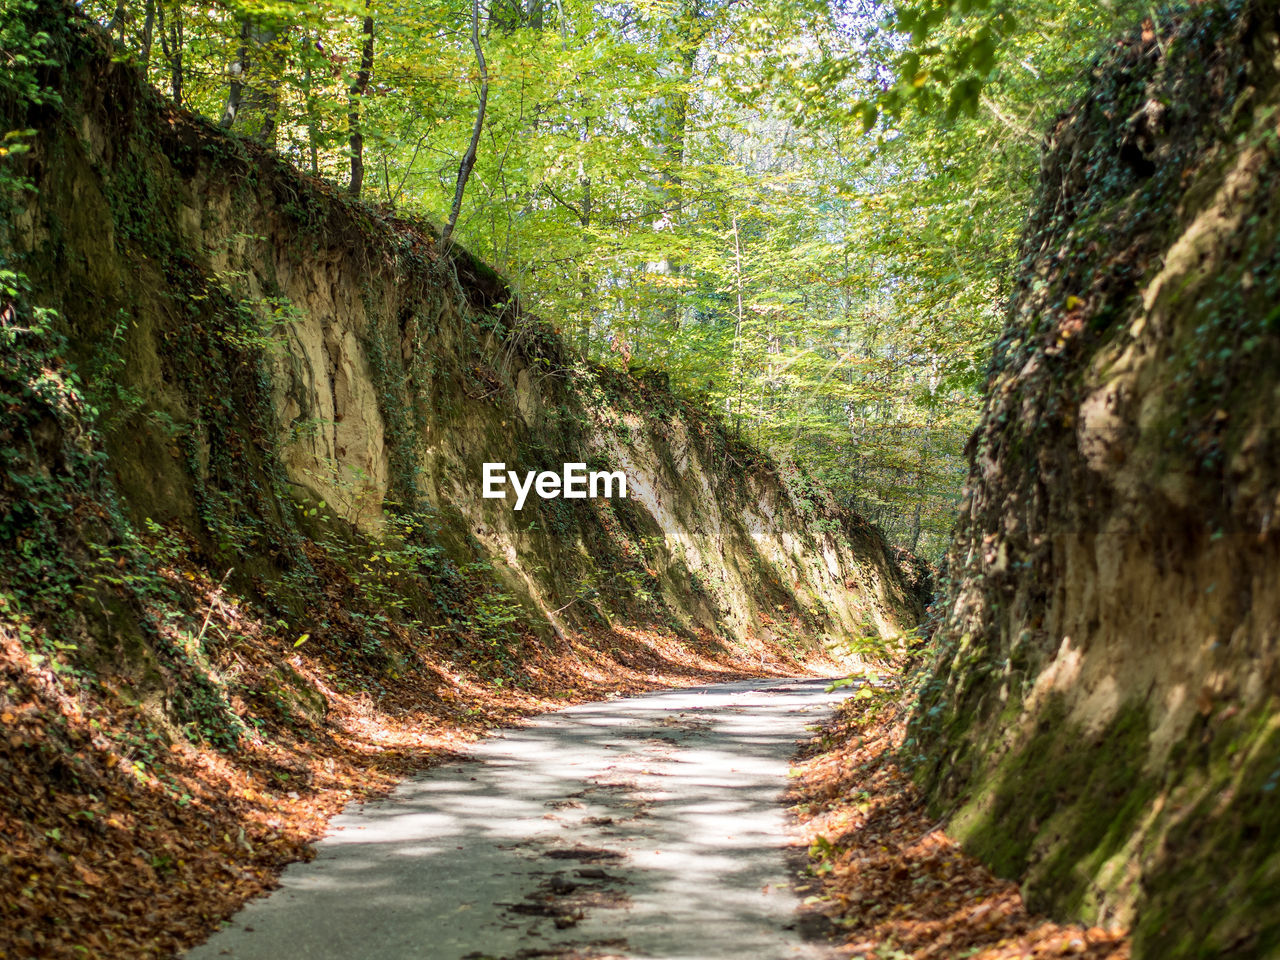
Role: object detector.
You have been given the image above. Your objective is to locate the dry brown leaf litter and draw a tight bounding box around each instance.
[789,691,1131,960]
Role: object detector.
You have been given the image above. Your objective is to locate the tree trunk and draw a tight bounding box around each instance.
[908,409,936,552]
[651,0,705,330]
[730,215,745,430]
[107,0,126,41]
[302,40,319,176]
[220,17,282,145]
[139,0,155,69]
[578,167,592,357]
[156,1,183,106]
[347,4,375,197]
[442,0,489,243]
[220,23,248,129]
[572,116,593,357]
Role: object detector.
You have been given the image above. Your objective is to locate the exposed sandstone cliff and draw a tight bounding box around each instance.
[911,4,1280,956]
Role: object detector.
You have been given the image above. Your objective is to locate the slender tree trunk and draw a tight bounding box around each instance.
[257,24,282,147]
[108,0,126,41]
[908,409,935,551]
[577,173,592,356]
[347,3,375,197]
[652,0,704,331]
[220,22,248,129]
[172,10,183,106]
[221,18,281,145]
[526,0,543,29]
[302,43,319,176]
[576,118,592,357]
[157,1,184,106]
[730,215,745,431]
[442,0,489,243]
[139,0,155,69]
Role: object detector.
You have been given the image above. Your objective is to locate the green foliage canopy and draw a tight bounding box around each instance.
[63,0,1151,555]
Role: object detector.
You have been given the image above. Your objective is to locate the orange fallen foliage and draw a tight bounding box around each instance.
[0,556,823,959]
[789,693,1131,960]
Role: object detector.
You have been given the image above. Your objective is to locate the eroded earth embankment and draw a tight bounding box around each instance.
[910,4,1280,956]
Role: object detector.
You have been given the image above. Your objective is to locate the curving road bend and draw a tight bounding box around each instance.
[187,677,849,960]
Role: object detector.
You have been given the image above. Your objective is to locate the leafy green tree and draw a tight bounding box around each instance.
[77,0,1153,556]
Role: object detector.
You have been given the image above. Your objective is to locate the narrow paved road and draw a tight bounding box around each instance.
[188,678,848,960]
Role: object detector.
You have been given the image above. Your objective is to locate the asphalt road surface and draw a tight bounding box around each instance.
[187,677,849,960]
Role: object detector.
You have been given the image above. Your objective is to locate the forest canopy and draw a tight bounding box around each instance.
[79,0,1150,555]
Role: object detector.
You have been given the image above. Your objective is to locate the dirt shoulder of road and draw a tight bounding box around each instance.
[786,688,1131,960]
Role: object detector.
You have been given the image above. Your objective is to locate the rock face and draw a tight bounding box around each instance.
[1,12,920,684]
[911,4,1280,956]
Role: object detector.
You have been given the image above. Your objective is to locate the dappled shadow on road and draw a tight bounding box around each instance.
[187,678,845,960]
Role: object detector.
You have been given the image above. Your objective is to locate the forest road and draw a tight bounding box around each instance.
[186,677,849,960]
